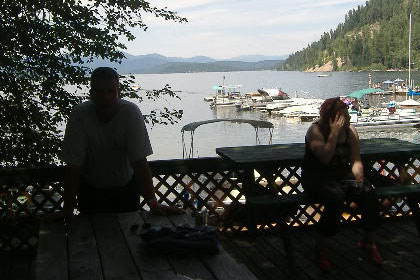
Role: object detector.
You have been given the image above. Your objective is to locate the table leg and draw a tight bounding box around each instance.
[406,196,420,236]
[240,168,258,236]
[276,215,296,277]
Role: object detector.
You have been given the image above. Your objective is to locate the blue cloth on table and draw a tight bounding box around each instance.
[140,225,219,254]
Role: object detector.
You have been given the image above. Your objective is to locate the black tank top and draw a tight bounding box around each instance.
[302,124,352,190]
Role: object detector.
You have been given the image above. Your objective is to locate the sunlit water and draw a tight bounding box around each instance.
[72,71,420,160]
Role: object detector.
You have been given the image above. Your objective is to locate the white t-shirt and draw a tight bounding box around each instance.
[62,99,153,189]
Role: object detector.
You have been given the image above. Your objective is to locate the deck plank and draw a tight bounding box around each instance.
[117,212,176,280]
[262,231,317,280]
[378,221,420,276]
[0,252,11,280]
[339,224,413,280]
[168,213,258,280]
[9,251,35,280]
[67,215,103,280]
[142,212,216,280]
[32,221,68,280]
[220,220,420,280]
[5,217,420,280]
[220,236,269,280]
[294,227,357,280]
[326,227,388,280]
[223,233,286,280]
[91,214,139,280]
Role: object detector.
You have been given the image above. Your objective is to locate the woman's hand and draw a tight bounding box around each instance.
[329,112,345,136]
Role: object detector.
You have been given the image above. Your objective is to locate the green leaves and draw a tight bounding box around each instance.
[0,0,186,167]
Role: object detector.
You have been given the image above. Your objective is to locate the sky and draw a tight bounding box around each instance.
[122,0,368,59]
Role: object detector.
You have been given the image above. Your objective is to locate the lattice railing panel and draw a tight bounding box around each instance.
[1,155,420,249]
[148,168,247,231]
[0,168,65,251]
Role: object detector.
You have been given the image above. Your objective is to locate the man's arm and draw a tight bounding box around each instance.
[63,164,82,218]
[131,158,184,215]
[131,158,156,205]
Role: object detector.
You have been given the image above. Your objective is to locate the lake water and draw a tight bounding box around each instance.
[129,71,420,160]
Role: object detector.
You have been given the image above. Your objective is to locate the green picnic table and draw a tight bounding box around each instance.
[216,138,420,275]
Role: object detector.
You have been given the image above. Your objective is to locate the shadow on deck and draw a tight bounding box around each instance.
[221,219,420,280]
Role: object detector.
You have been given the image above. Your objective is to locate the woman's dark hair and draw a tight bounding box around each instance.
[318,97,348,140]
[89,67,119,99]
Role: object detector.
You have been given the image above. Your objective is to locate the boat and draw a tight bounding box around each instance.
[317,74,331,77]
[353,115,420,130]
[130,84,141,91]
[235,102,253,111]
[203,96,215,102]
[266,97,323,112]
[271,103,322,121]
[257,88,290,100]
[349,102,420,129]
[209,84,243,108]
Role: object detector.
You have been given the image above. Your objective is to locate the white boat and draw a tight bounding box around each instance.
[350,106,420,129]
[130,84,141,91]
[258,88,289,100]
[354,115,420,129]
[273,103,321,120]
[209,84,243,108]
[266,97,323,111]
[317,74,331,77]
[203,96,215,102]
[210,96,242,108]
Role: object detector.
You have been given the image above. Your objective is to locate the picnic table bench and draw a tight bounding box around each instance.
[32,211,257,280]
[217,138,420,274]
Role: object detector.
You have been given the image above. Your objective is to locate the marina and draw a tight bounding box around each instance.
[201,73,420,130]
[125,70,420,160]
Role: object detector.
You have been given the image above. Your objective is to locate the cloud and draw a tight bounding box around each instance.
[124,0,367,59]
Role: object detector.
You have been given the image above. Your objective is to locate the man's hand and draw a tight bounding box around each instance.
[329,112,345,136]
[150,204,185,216]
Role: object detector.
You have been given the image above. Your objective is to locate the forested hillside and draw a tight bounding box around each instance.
[283,0,420,71]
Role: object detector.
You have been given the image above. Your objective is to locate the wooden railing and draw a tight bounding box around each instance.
[1,155,419,250]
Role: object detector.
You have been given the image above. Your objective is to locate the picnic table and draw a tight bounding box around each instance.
[216,138,420,166]
[216,138,420,194]
[33,212,257,280]
[216,138,420,275]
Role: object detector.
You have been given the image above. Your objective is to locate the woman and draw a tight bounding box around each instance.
[302,97,382,272]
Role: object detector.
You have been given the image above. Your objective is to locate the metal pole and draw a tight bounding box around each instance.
[408,13,412,98]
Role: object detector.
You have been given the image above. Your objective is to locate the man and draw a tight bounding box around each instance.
[62,67,181,217]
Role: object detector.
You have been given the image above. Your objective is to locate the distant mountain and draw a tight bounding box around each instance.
[145,60,283,74]
[228,55,289,62]
[86,53,285,74]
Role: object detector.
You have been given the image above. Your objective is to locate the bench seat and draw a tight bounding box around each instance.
[246,184,420,209]
[375,184,420,197]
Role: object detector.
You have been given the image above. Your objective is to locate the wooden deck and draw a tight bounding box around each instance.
[1,219,419,280]
[221,219,420,280]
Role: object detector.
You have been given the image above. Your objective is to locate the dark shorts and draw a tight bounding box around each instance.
[77,177,142,214]
[303,177,381,237]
